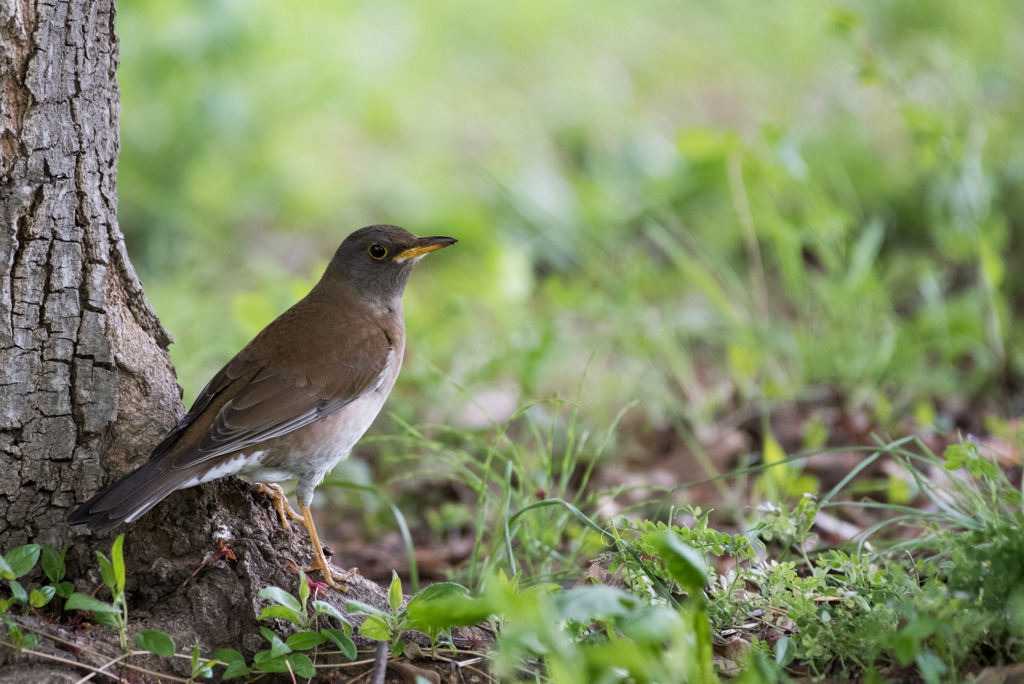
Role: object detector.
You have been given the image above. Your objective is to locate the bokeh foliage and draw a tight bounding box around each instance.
[118,0,1024,429]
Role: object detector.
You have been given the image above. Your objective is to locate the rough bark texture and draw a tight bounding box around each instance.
[0,0,181,549]
[0,2,432,681]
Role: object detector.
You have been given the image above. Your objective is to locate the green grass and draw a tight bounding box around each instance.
[10,425,1021,682]
[378,422,1024,682]
[121,0,1024,424]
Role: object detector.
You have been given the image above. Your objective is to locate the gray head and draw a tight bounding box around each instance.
[321,225,457,303]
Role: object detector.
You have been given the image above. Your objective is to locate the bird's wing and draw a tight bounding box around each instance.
[151,327,392,471]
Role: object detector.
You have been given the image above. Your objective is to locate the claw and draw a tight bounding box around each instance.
[299,504,358,591]
[253,483,304,530]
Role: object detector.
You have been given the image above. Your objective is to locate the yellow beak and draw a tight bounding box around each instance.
[394,236,458,263]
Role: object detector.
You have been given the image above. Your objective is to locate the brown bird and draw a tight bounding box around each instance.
[68,225,456,589]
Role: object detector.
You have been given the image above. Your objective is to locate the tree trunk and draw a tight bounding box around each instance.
[1,0,180,554]
[1,1,396,680]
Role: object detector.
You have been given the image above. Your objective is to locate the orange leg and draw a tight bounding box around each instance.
[253,483,303,530]
[300,503,357,591]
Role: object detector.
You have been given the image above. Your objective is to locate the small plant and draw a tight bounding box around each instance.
[344,571,493,658]
[64,534,131,651]
[0,544,45,650]
[0,543,74,620]
[1,544,40,616]
[215,570,357,679]
[347,570,412,656]
[477,564,715,683]
[189,641,217,680]
[405,580,493,650]
[39,545,76,606]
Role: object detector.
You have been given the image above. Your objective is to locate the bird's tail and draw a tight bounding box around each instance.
[67,461,192,533]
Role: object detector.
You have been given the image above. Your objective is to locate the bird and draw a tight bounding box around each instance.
[68,224,457,590]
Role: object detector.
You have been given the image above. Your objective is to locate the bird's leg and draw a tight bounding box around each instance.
[253,483,303,530]
[299,503,357,591]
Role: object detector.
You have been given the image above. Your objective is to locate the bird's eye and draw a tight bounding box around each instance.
[368,243,388,260]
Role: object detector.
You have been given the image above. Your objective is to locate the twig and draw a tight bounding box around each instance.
[0,640,121,682]
[5,623,192,684]
[74,651,131,684]
[118,654,192,683]
[305,656,379,669]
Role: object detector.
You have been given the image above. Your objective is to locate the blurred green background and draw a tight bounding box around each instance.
[118,0,1024,473]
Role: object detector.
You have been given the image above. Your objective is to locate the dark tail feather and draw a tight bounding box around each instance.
[67,461,193,533]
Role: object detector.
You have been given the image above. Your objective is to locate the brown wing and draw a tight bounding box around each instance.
[150,327,391,471]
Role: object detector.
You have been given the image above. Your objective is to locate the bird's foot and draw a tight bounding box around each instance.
[253,483,304,530]
[283,556,358,593]
[305,555,359,592]
[296,502,359,591]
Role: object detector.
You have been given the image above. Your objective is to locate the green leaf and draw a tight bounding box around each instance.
[252,649,316,677]
[258,586,302,613]
[389,640,405,657]
[649,531,708,592]
[220,657,250,679]
[134,630,176,657]
[251,651,290,673]
[388,570,402,615]
[95,552,116,592]
[29,586,56,608]
[5,620,37,650]
[298,570,310,607]
[321,628,356,660]
[286,630,326,650]
[967,455,998,479]
[286,653,316,678]
[17,629,38,650]
[4,545,40,579]
[556,586,640,623]
[55,581,75,599]
[215,647,250,678]
[400,618,437,639]
[619,605,684,644]
[916,650,947,681]
[111,535,126,594]
[406,593,493,629]
[92,611,118,627]
[0,555,14,581]
[220,664,247,680]
[214,648,246,664]
[943,443,969,470]
[257,605,303,628]
[312,600,351,626]
[345,599,386,617]
[8,581,27,604]
[259,626,291,658]
[41,546,67,583]
[65,593,119,614]
[775,636,795,666]
[358,614,392,641]
[408,582,469,604]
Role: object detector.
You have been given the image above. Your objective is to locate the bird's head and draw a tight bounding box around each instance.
[323,224,457,303]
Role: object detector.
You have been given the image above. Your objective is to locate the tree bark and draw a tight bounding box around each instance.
[1,1,397,680]
[1,0,181,554]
